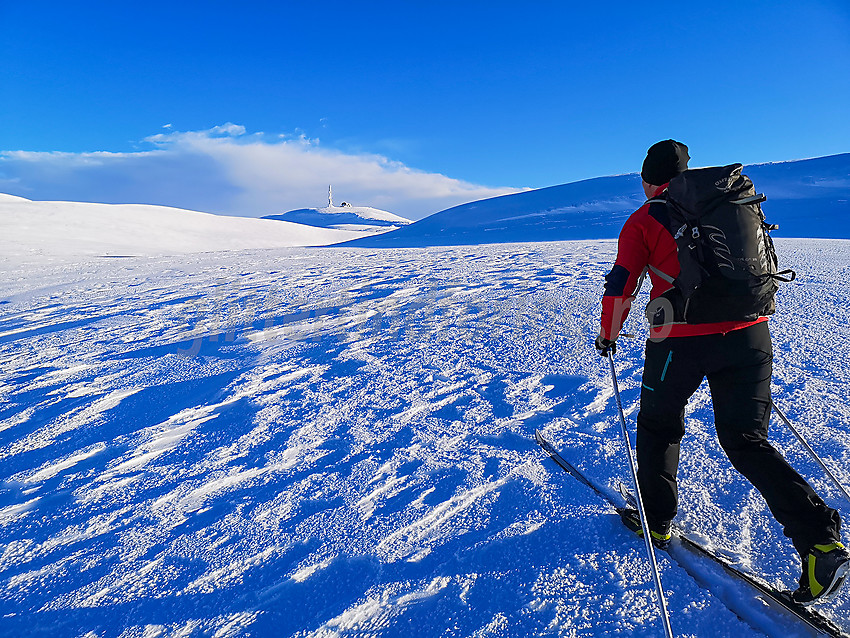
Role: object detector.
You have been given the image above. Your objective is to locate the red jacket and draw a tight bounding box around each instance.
[600,184,766,341]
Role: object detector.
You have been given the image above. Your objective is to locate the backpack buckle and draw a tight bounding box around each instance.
[691,227,700,239]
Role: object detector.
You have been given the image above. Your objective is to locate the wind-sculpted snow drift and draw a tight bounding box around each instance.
[1,239,849,637]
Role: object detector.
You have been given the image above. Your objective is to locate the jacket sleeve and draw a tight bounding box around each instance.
[600,213,651,340]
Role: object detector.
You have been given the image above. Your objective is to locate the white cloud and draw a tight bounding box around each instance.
[0,124,523,220]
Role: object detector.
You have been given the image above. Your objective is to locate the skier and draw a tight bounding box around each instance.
[595,139,849,604]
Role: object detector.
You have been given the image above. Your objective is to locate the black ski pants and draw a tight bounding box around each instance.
[636,321,841,555]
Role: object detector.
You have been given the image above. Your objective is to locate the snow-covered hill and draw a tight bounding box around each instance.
[5,153,845,262]
[344,153,850,247]
[2,154,850,637]
[263,205,412,232]
[0,194,362,262]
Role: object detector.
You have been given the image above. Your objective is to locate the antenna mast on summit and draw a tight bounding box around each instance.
[328,185,334,207]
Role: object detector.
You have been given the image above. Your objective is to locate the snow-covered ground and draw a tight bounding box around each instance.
[1,238,849,637]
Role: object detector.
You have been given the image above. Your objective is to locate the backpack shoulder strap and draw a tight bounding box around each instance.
[647,264,675,284]
[640,191,678,284]
[730,193,767,205]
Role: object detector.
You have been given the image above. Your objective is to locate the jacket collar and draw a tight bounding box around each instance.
[652,183,669,197]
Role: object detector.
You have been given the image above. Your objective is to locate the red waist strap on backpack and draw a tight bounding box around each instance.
[649,316,768,340]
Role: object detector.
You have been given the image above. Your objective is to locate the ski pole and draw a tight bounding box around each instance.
[607,350,675,638]
[771,400,850,505]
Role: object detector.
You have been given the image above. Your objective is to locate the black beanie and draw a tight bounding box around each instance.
[641,139,690,185]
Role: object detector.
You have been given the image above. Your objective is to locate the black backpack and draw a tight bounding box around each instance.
[647,164,795,325]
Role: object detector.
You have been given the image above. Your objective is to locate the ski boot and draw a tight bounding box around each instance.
[620,508,672,550]
[792,541,850,605]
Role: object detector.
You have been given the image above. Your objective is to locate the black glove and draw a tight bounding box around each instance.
[594,335,616,357]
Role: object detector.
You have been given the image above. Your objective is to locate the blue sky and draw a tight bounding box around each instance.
[1,1,849,219]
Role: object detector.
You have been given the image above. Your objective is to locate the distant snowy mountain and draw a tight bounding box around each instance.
[5,154,845,264]
[0,194,363,262]
[263,205,412,232]
[343,153,850,247]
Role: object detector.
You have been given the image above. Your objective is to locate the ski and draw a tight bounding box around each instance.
[535,429,849,638]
